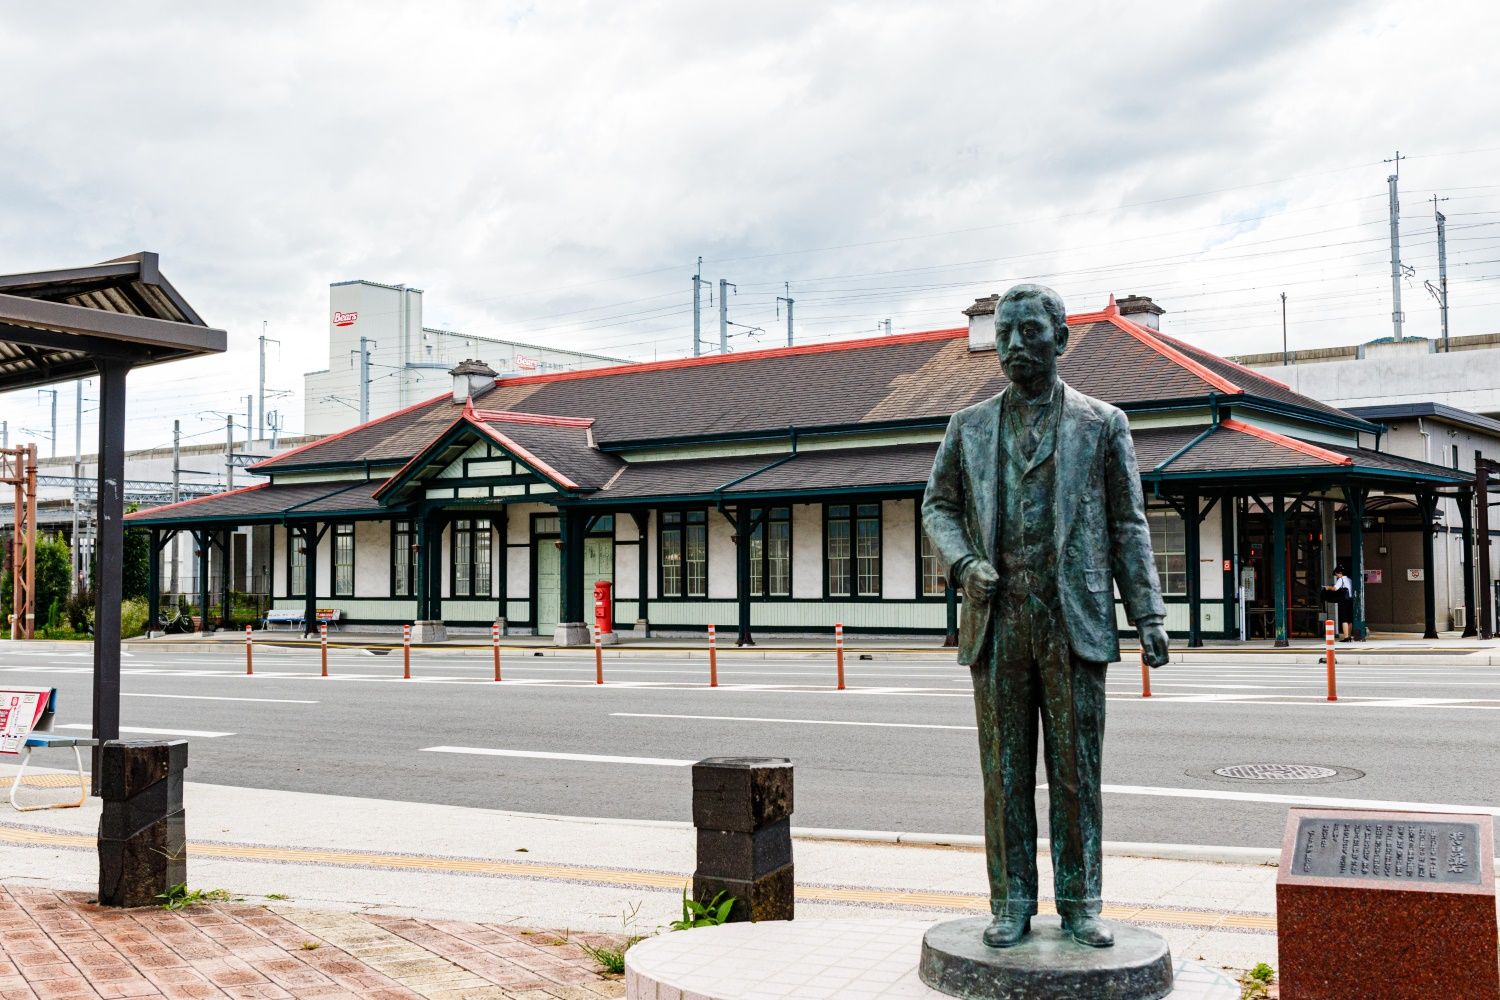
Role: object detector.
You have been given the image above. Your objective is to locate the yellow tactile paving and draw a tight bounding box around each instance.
[0,822,1277,933]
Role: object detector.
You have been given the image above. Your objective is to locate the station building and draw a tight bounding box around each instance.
[128,294,1488,646]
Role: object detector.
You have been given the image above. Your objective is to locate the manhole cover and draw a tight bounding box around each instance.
[1213,763,1339,781]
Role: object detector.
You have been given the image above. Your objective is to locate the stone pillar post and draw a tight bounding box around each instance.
[98,740,188,907]
[692,757,793,922]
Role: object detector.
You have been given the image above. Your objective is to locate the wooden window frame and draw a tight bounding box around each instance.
[824,502,882,599]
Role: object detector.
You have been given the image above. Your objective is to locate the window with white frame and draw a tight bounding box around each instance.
[1148,509,1187,595]
[749,507,791,598]
[920,529,947,597]
[827,503,880,597]
[332,523,355,597]
[451,519,492,598]
[660,510,708,598]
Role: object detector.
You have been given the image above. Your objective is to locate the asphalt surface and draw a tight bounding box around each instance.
[2,642,1498,850]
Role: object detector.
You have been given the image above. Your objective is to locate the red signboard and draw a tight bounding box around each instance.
[332,310,358,327]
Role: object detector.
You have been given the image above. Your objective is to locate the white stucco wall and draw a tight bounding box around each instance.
[791,504,822,599]
[707,511,736,600]
[882,499,917,600]
[1249,340,1500,420]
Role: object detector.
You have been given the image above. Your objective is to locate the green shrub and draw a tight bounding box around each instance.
[120,599,149,638]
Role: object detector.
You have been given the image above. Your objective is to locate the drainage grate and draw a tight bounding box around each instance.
[1213,763,1339,781]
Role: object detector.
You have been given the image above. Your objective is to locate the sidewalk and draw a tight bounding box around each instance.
[0,884,623,1000]
[0,767,1287,988]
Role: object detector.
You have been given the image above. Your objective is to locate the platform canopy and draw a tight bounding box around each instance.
[0,251,224,792]
[0,252,224,391]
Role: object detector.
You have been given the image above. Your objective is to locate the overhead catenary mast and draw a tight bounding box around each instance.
[1385,150,1406,342]
[777,283,794,347]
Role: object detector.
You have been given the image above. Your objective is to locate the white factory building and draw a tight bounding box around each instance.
[302,280,624,435]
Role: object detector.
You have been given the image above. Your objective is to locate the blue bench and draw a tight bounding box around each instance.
[5,688,96,812]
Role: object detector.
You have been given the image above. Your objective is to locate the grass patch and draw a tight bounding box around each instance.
[156,883,232,911]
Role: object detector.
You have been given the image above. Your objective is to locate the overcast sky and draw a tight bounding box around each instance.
[3,0,1499,457]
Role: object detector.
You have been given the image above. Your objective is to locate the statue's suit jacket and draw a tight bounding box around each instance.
[922,382,1165,666]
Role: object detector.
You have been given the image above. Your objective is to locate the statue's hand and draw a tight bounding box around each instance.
[960,559,1000,601]
[1139,621,1169,668]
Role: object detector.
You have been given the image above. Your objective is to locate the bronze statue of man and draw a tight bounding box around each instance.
[922,283,1169,950]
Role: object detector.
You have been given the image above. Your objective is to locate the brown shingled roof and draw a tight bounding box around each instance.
[252,299,1369,474]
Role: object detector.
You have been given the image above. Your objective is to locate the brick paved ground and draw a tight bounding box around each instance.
[0,887,625,1000]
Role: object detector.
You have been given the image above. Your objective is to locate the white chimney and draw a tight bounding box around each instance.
[964,294,999,352]
[1117,294,1165,330]
[450,358,498,404]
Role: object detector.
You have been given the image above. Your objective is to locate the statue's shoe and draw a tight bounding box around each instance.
[981,913,1031,948]
[1062,915,1114,948]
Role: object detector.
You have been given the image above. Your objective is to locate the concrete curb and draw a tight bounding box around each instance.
[789,827,1282,864]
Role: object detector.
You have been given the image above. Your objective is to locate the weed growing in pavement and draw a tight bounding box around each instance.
[577,901,646,976]
[299,941,320,951]
[156,883,232,911]
[669,886,736,931]
[265,893,289,900]
[1239,962,1276,998]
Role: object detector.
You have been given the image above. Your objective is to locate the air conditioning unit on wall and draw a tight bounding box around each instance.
[1452,607,1467,630]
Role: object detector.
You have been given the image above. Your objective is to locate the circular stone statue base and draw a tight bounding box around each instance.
[920,916,1173,1000]
[625,918,1237,1000]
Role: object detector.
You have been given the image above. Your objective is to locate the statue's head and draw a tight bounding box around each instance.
[995,283,1069,388]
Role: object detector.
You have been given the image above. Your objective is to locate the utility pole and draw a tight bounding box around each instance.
[692,258,704,357]
[1386,150,1406,342]
[243,396,254,447]
[777,283,794,347]
[170,420,180,594]
[1431,196,1451,352]
[37,388,58,457]
[719,279,736,354]
[225,414,234,490]
[882,318,893,336]
[357,337,373,423]
[71,380,84,594]
[1281,292,1288,366]
[0,421,6,448]
[258,323,279,440]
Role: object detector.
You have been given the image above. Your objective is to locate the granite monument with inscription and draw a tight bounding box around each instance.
[919,284,1173,1000]
[1277,807,1498,999]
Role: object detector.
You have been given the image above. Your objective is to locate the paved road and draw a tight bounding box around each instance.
[2,643,1497,849]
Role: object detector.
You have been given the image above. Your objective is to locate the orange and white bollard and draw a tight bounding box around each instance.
[1325,618,1338,702]
[320,621,329,677]
[708,624,719,687]
[492,622,502,682]
[835,623,845,691]
[403,623,412,679]
[1140,648,1151,698]
[244,625,253,675]
[594,624,604,685]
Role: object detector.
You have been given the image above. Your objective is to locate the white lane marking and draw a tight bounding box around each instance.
[613,712,975,730]
[58,724,235,738]
[122,693,318,704]
[1096,783,1500,818]
[420,746,696,766]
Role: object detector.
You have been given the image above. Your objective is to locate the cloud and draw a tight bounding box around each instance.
[0,0,1497,448]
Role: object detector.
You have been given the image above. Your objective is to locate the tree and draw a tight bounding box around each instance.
[122,520,151,601]
[34,532,71,626]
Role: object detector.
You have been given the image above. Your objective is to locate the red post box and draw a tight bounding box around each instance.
[594,580,614,635]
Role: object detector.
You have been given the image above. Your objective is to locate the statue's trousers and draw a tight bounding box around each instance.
[971,595,1106,920]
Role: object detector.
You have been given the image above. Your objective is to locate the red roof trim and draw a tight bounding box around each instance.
[470,408,595,428]
[251,391,452,471]
[370,415,467,500]
[490,327,968,389]
[1105,314,1243,395]
[1221,418,1352,466]
[469,422,581,490]
[123,481,272,520]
